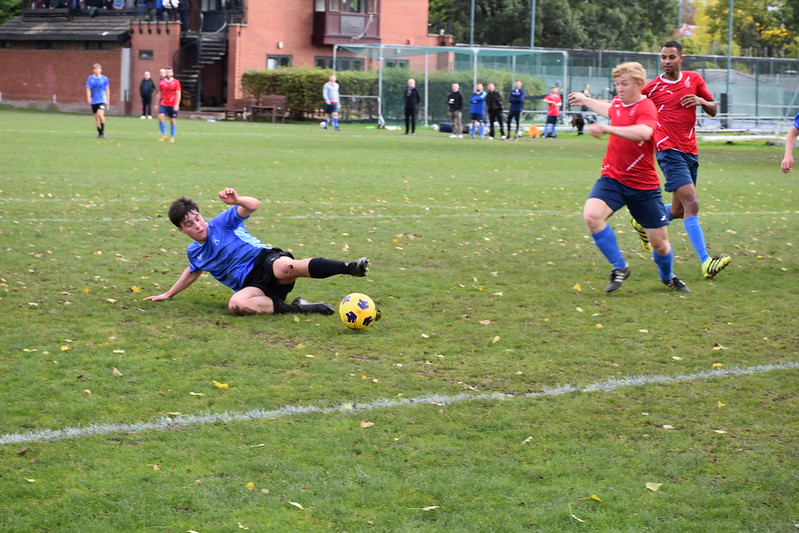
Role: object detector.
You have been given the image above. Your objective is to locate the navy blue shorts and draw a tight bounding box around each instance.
[470,113,484,122]
[589,176,668,228]
[241,248,295,302]
[658,149,698,193]
[159,105,178,118]
[325,103,339,114]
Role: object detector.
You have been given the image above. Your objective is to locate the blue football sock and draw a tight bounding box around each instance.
[333,118,339,128]
[684,216,709,264]
[652,248,675,281]
[591,225,627,270]
[479,123,485,137]
[663,203,674,222]
[470,125,476,136]
[159,122,166,135]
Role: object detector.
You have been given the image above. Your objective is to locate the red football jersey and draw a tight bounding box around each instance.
[544,93,562,117]
[159,77,182,107]
[600,96,660,190]
[643,71,714,155]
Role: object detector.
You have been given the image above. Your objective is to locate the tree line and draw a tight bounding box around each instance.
[429,0,799,58]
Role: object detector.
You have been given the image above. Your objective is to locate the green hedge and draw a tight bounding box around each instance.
[240,67,546,123]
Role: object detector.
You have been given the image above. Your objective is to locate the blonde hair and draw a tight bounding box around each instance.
[612,62,647,85]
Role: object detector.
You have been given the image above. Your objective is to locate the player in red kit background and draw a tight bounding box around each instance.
[154,66,182,143]
[632,41,731,280]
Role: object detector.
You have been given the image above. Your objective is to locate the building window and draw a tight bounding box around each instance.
[267,55,292,69]
[86,42,112,50]
[139,49,154,60]
[35,41,62,49]
[315,56,364,71]
[385,60,408,69]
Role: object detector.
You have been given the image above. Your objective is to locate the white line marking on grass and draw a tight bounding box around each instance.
[1,362,796,445]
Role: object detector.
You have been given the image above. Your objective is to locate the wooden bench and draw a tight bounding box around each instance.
[225,95,287,122]
[250,95,287,123]
[224,98,257,121]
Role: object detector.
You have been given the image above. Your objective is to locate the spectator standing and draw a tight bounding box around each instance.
[447,82,463,138]
[139,71,156,119]
[485,82,505,140]
[154,66,181,143]
[403,78,421,135]
[506,80,525,139]
[543,86,562,138]
[468,83,487,139]
[322,74,340,131]
[85,63,110,139]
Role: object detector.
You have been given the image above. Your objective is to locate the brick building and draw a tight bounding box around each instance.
[0,0,448,114]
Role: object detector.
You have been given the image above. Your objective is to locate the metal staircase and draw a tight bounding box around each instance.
[177,31,227,110]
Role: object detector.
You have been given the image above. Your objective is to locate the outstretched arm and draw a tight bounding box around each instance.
[218,187,260,218]
[782,126,799,174]
[145,267,203,301]
[567,92,611,118]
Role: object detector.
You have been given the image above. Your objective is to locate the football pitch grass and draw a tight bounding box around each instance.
[1,108,797,531]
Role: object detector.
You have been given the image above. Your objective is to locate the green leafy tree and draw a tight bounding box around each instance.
[429,0,677,52]
[1,0,23,25]
[705,0,797,57]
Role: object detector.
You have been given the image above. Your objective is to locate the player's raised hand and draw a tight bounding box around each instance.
[218,187,239,205]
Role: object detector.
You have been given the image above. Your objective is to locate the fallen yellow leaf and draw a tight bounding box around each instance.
[645,482,662,492]
[717,401,726,408]
[572,283,581,291]
[246,482,255,491]
[212,380,229,389]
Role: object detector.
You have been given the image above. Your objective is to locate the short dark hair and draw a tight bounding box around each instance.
[168,196,199,227]
[662,40,683,54]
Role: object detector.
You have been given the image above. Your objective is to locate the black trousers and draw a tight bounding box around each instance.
[404,107,417,134]
[488,109,505,138]
[141,95,153,116]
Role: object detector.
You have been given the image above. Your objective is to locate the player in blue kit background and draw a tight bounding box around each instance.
[85,63,110,138]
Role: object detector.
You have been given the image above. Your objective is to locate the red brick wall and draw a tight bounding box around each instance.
[0,49,120,111]
[227,0,441,99]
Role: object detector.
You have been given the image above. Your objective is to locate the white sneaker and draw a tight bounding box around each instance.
[140,115,146,119]
[147,115,153,119]
[449,134,457,138]
[500,135,506,140]
[457,135,463,138]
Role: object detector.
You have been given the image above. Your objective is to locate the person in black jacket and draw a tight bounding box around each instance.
[447,82,463,138]
[485,82,506,139]
[139,71,156,119]
[403,78,421,135]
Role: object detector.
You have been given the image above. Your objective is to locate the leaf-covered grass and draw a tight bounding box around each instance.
[1,109,797,531]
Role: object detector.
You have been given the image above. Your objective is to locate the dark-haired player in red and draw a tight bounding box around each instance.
[569,62,690,294]
[631,40,731,279]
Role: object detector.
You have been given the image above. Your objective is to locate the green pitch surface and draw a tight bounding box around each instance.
[1,109,798,531]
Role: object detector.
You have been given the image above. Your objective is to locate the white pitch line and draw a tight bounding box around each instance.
[1,362,796,446]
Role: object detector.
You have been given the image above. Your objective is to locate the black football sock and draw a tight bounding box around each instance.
[308,257,346,278]
[271,298,300,314]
